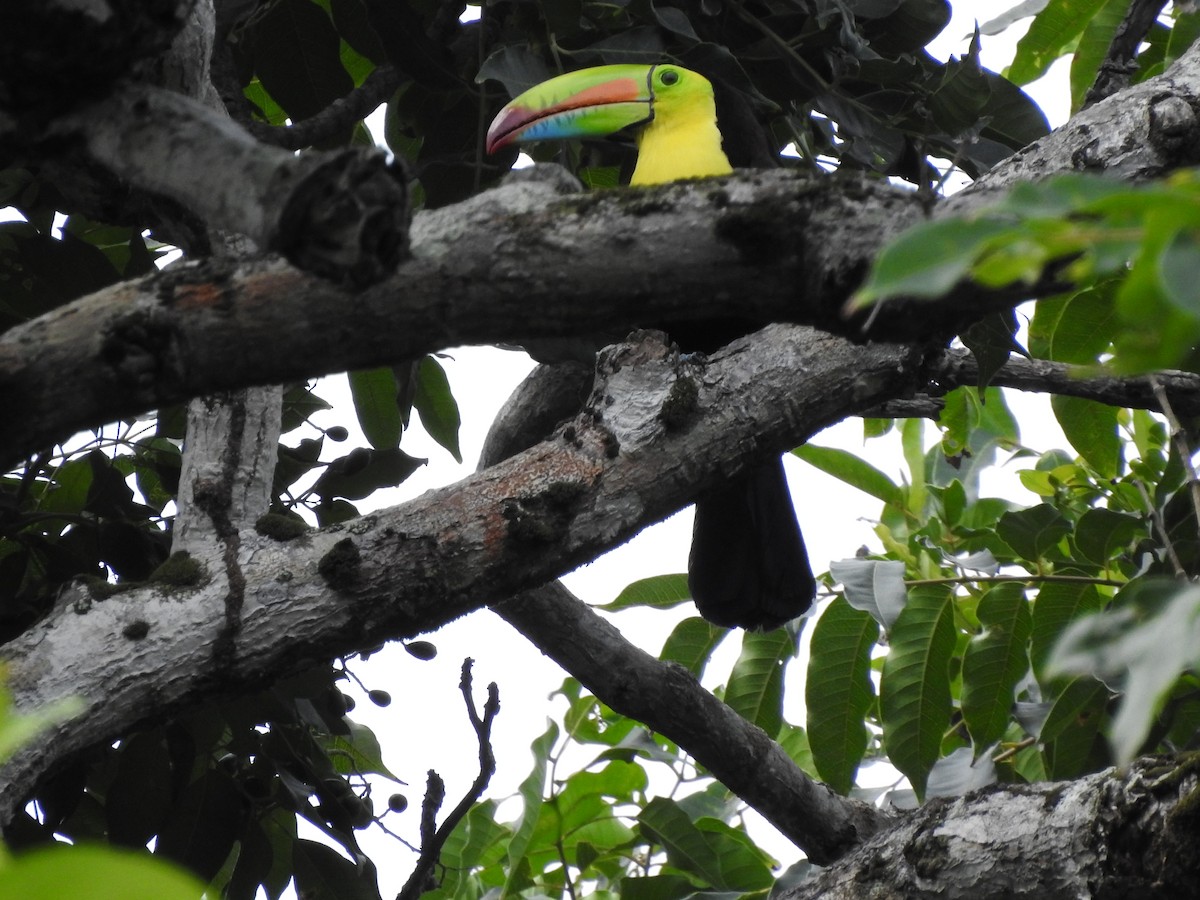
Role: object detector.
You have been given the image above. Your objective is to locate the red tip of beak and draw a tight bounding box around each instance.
[486,106,527,155]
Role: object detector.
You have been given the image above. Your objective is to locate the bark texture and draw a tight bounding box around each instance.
[0,328,922,829]
[783,756,1200,899]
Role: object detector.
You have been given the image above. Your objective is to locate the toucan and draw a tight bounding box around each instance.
[486,64,816,630]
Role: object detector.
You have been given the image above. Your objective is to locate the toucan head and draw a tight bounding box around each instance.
[486,63,717,154]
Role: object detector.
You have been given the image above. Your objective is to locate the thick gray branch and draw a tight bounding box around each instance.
[0,168,939,471]
[783,757,1200,899]
[52,83,410,286]
[0,327,923,823]
[478,358,888,864]
[6,39,1200,470]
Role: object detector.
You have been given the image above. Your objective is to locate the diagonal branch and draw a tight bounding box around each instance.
[1083,0,1171,108]
[475,355,889,864]
[495,584,889,864]
[0,327,922,826]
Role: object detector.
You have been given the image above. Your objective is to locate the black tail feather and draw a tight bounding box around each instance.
[687,458,816,630]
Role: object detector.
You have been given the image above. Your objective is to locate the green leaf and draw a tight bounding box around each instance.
[321,720,401,780]
[1030,580,1102,678]
[879,586,955,799]
[504,722,558,896]
[1028,283,1116,364]
[249,0,355,121]
[1072,507,1142,569]
[620,874,698,900]
[348,367,402,450]
[38,456,94,516]
[475,44,554,97]
[293,840,381,900]
[313,447,425,501]
[853,217,1019,306]
[1051,395,1120,479]
[155,771,244,882]
[1159,227,1200,313]
[603,574,692,612]
[1048,581,1200,762]
[413,356,463,463]
[997,503,1071,561]
[1007,0,1103,84]
[723,629,793,735]
[806,598,879,794]
[659,617,727,677]
[926,746,997,798]
[961,310,1024,388]
[793,444,903,505]
[1038,674,1109,742]
[961,583,1032,752]
[106,731,173,848]
[830,558,907,629]
[0,845,206,900]
[636,798,773,892]
[330,0,388,64]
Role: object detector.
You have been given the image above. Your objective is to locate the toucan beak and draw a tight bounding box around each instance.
[486,65,656,155]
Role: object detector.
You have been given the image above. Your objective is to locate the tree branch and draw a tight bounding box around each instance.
[475,355,888,864]
[495,584,889,865]
[246,64,406,150]
[6,38,1200,471]
[782,756,1200,898]
[0,167,963,471]
[398,660,499,900]
[1083,0,1171,108]
[0,327,922,824]
[936,347,1200,415]
[48,83,410,286]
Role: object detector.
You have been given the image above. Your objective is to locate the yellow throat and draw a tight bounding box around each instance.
[631,92,733,186]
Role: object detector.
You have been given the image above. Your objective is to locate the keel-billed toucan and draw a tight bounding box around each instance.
[487,64,816,630]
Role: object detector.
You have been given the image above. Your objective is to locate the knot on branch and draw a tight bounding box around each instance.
[100,309,187,396]
[274,148,412,288]
[1148,94,1200,159]
[501,480,587,544]
[318,537,362,588]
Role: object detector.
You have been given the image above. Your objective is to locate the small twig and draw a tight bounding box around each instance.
[905,574,1125,589]
[936,348,1200,417]
[397,659,500,900]
[1083,0,1170,108]
[247,63,405,150]
[556,838,578,900]
[1150,376,1200,558]
[993,737,1037,765]
[1133,478,1186,578]
[373,817,421,853]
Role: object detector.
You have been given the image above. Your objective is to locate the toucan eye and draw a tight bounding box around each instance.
[659,69,679,86]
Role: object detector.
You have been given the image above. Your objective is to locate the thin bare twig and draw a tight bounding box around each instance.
[905,574,1126,589]
[1150,375,1200,562]
[397,659,500,900]
[246,63,406,150]
[1133,478,1186,577]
